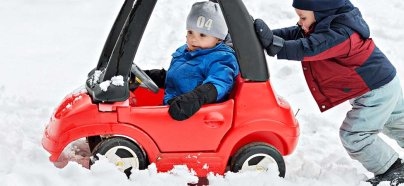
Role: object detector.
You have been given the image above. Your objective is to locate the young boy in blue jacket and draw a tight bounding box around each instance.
[254,0,404,185]
[137,1,239,121]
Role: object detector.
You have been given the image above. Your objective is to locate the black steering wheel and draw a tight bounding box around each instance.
[130,64,160,93]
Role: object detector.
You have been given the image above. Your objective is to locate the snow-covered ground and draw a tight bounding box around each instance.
[0,0,403,185]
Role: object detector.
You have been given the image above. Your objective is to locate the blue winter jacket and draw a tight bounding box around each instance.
[163,42,239,105]
[273,1,396,112]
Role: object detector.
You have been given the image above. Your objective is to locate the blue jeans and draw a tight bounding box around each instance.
[340,75,404,175]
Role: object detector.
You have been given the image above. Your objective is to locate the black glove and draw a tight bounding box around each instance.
[254,19,284,56]
[168,84,218,121]
[145,69,166,88]
[254,19,274,48]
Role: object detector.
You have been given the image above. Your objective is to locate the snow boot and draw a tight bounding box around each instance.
[367,158,404,186]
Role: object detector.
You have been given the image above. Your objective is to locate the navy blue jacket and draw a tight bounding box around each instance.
[273,1,396,112]
[164,42,239,105]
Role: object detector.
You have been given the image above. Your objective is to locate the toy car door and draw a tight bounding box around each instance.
[118,99,234,152]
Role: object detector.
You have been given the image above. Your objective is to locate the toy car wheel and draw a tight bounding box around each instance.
[230,143,285,177]
[92,137,148,177]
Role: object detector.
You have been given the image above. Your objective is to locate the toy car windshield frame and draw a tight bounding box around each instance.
[86,0,269,103]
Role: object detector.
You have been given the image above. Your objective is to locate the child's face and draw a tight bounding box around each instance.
[186,30,220,51]
[295,8,316,34]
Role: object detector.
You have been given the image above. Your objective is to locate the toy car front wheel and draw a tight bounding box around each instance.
[92,137,148,177]
[230,143,286,177]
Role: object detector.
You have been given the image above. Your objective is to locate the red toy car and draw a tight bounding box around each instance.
[42,0,299,178]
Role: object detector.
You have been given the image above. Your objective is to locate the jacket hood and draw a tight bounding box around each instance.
[313,0,370,39]
[172,42,235,59]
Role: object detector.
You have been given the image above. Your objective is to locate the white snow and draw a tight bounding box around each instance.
[99,75,124,91]
[92,70,102,85]
[111,75,124,86]
[0,0,403,185]
[99,80,111,92]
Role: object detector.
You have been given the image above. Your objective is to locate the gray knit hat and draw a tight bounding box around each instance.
[186,1,228,40]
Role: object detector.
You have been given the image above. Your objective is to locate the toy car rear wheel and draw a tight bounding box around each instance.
[92,137,148,178]
[230,143,285,177]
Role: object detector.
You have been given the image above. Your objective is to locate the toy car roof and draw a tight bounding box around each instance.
[86,0,269,103]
